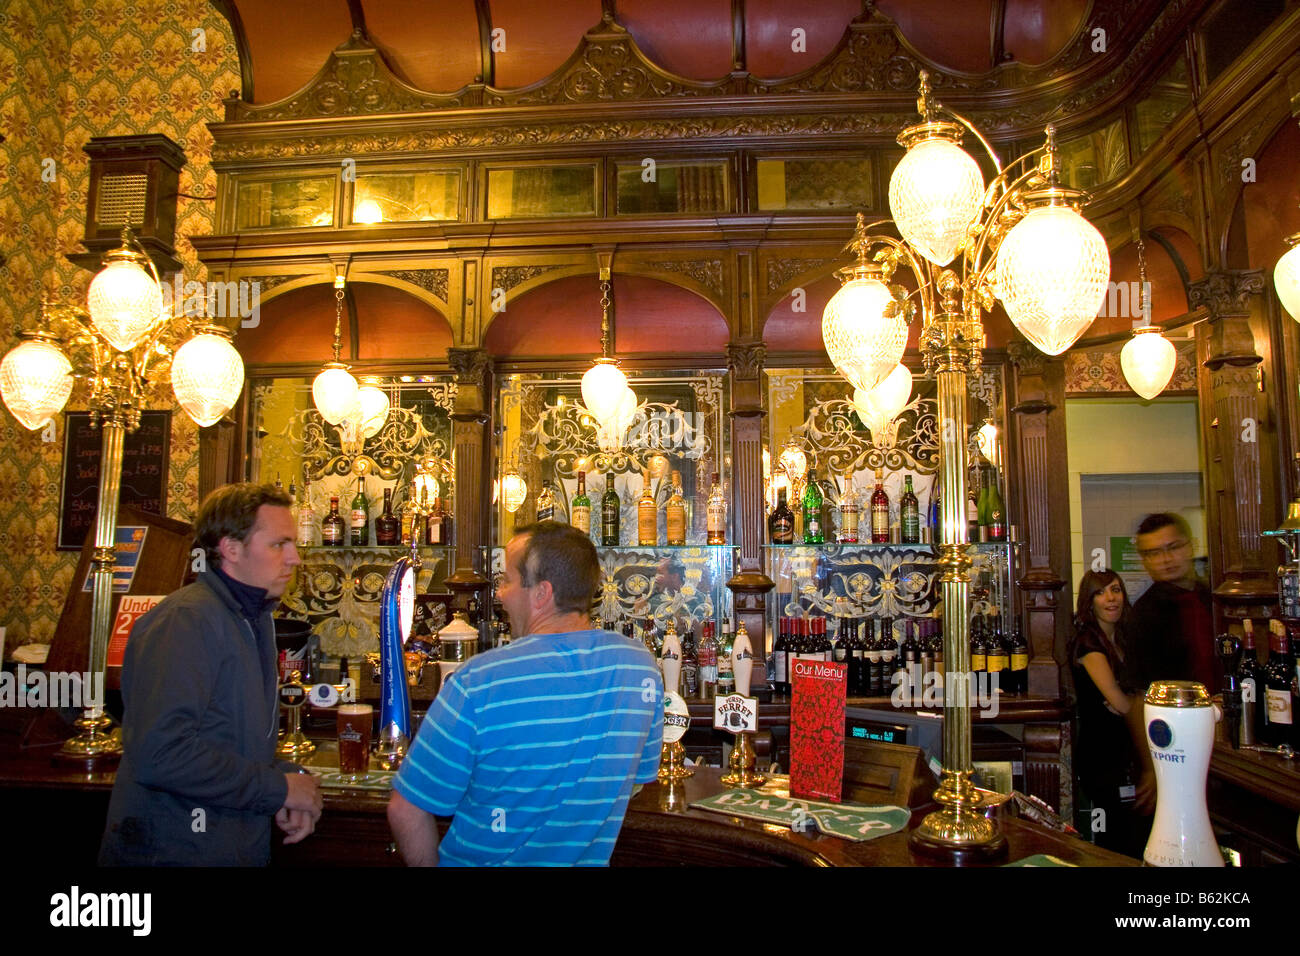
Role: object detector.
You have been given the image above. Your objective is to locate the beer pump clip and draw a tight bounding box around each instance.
[367,544,422,771]
[719,623,766,788]
[658,621,694,781]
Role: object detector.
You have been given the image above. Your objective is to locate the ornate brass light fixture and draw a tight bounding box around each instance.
[581,269,633,431]
[849,71,1111,858]
[1121,237,1176,401]
[0,226,247,760]
[312,276,359,426]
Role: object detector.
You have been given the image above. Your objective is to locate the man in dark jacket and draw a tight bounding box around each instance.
[100,483,322,866]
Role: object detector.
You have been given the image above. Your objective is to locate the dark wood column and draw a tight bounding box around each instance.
[1189,270,1277,622]
[725,340,774,684]
[1006,343,1069,700]
[446,347,492,613]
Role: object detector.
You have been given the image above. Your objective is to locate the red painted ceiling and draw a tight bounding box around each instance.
[226,0,1092,103]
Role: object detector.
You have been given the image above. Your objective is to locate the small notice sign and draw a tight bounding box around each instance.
[713,693,758,733]
[106,594,165,668]
[790,658,848,802]
[81,525,149,593]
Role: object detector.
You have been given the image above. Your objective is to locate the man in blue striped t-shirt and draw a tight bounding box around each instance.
[388,521,663,866]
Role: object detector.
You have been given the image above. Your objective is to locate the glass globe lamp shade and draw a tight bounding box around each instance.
[357,385,390,438]
[861,363,913,421]
[581,360,628,426]
[996,204,1110,355]
[612,385,637,432]
[1120,326,1177,401]
[87,258,163,353]
[778,441,807,484]
[1275,241,1300,321]
[888,137,985,267]
[0,338,74,430]
[313,364,359,425]
[851,388,891,440]
[822,274,908,392]
[171,331,245,427]
[501,471,528,514]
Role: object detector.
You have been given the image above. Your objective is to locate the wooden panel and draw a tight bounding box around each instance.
[618,0,733,80]
[366,0,481,92]
[744,0,859,78]
[233,0,354,104]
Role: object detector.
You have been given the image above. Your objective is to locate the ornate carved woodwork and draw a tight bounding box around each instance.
[726,339,772,675]
[446,348,492,601]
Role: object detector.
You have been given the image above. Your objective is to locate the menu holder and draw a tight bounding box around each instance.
[789,658,847,802]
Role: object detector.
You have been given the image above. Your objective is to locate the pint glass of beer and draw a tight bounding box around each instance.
[337,703,373,782]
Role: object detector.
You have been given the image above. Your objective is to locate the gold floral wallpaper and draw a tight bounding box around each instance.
[0,0,239,648]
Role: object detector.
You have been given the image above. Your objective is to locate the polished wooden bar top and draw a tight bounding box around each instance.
[1210,742,1300,812]
[615,768,1137,867]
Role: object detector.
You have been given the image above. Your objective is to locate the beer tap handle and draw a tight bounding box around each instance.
[660,628,682,696]
[733,623,753,697]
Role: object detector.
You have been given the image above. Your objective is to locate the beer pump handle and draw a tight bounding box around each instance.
[733,623,753,697]
[660,629,682,696]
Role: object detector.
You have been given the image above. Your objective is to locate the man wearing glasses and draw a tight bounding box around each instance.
[1126,512,1215,812]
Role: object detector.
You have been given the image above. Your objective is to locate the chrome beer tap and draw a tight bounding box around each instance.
[367,538,423,771]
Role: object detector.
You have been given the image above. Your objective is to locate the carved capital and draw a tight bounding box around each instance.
[448,348,492,387]
[1187,270,1267,318]
[1008,340,1050,375]
[726,341,766,380]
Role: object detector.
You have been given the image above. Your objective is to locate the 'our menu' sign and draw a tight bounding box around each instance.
[59,411,170,551]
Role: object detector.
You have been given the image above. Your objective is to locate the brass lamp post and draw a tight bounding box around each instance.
[0,227,246,762]
[834,72,1110,858]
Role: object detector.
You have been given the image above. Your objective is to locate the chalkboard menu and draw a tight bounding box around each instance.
[58,411,170,551]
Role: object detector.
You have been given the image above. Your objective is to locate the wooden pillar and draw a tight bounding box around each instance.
[446,346,492,613]
[725,340,773,683]
[1189,270,1277,621]
[1007,343,1069,700]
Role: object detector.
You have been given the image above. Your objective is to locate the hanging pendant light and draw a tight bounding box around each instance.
[357,385,390,438]
[313,278,359,425]
[777,434,807,484]
[581,271,634,427]
[823,214,911,393]
[1120,237,1176,401]
[171,325,245,427]
[1276,234,1300,321]
[0,332,74,430]
[86,233,164,353]
[501,469,528,513]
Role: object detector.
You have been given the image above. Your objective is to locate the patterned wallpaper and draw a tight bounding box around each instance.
[1064,339,1198,394]
[0,0,239,648]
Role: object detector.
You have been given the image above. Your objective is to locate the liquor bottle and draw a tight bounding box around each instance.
[771,619,789,696]
[985,609,1008,692]
[900,474,920,544]
[870,469,890,544]
[601,472,620,546]
[375,487,400,545]
[706,473,726,545]
[1262,620,1295,746]
[717,620,735,695]
[839,473,859,543]
[1008,619,1029,695]
[985,472,1006,541]
[802,470,825,544]
[817,616,832,662]
[929,620,945,694]
[699,621,719,696]
[322,496,345,546]
[833,617,851,666]
[287,478,297,509]
[536,481,556,522]
[845,619,863,696]
[1238,620,1262,746]
[296,479,317,547]
[666,470,687,546]
[350,477,370,546]
[884,620,903,694]
[426,497,447,546]
[970,612,987,680]
[681,629,699,698]
[571,471,591,535]
[857,620,876,695]
[274,472,284,493]
[769,487,795,544]
[929,483,941,543]
[967,481,981,541]
[638,470,657,546]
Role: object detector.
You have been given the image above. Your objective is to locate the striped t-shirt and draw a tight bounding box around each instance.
[392,628,664,866]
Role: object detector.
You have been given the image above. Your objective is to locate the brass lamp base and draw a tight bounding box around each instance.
[658,740,695,781]
[55,711,122,766]
[276,731,316,759]
[720,732,766,788]
[908,770,1008,863]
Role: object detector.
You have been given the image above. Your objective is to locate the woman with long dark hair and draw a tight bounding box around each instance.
[1071,568,1145,856]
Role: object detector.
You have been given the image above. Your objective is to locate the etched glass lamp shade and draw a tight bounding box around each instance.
[822,273,908,393]
[0,337,74,430]
[581,358,628,426]
[996,204,1110,355]
[1120,326,1177,401]
[889,137,985,267]
[171,330,245,427]
[357,385,390,438]
[86,258,163,353]
[501,471,528,513]
[313,364,359,426]
[1275,240,1300,321]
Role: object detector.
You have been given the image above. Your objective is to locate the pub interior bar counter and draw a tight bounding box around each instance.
[2,0,1300,871]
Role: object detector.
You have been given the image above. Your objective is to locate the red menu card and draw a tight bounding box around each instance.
[790,658,847,802]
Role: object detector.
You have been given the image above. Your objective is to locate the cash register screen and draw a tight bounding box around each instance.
[846,721,909,745]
